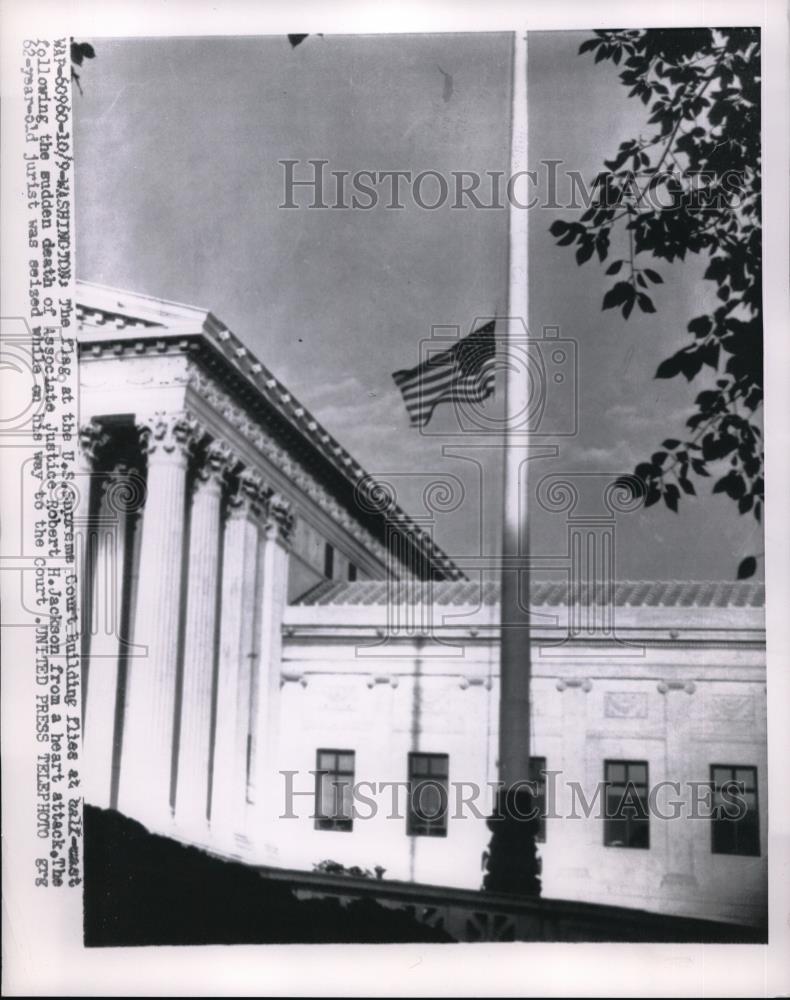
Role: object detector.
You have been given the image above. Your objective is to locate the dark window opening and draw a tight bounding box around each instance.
[604,760,650,849]
[711,765,760,856]
[314,749,355,831]
[407,752,449,837]
[347,563,357,582]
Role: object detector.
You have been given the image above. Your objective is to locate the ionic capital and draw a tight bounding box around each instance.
[265,492,296,544]
[137,412,200,462]
[78,419,110,467]
[657,680,696,696]
[228,467,269,519]
[196,438,235,488]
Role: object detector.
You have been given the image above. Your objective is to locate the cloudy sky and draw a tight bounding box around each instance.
[74,30,762,581]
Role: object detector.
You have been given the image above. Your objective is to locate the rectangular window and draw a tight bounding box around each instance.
[347,562,357,582]
[711,765,760,856]
[604,760,650,849]
[314,749,355,831]
[529,756,547,842]
[324,542,334,580]
[407,752,449,837]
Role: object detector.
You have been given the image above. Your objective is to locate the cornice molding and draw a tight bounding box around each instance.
[185,363,398,569]
[76,303,464,581]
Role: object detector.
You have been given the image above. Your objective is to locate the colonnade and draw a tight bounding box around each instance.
[77,411,293,851]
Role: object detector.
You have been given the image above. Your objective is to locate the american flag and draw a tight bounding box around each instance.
[392,320,497,427]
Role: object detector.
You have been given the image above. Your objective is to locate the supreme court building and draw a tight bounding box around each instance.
[75,281,767,931]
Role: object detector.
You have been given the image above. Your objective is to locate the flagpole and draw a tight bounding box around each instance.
[499,28,531,795]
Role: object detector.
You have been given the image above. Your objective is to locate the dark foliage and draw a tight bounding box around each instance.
[83,806,452,945]
[551,29,762,577]
[70,40,95,94]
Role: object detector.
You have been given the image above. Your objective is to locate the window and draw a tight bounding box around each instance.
[347,562,357,582]
[407,752,449,837]
[529,756,547,842]
[711,765,760,856]
[604,760,650,849]
[324,542,334,580]
[314,749,355,831]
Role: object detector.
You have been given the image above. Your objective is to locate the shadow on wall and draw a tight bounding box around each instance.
[83,806,453,946]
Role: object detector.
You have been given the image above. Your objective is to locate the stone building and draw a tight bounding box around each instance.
[76,281,767,930]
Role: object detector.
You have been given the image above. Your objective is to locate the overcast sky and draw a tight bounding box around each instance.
[74,30,763,581]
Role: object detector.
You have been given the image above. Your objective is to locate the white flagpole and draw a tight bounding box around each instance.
[499,29,531,793]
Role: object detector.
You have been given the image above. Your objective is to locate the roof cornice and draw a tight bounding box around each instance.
[76,280,464,581]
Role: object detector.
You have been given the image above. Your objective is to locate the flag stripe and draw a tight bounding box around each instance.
[399,357,496,400]
[400,368,495,405]
[392,321,497,426]
[400,368,495,426]
[404,381,495,426]
[393,360,459,391]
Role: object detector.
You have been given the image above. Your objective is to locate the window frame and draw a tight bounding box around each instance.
[603,759,650,850]
[529,755,548,843]
[314,748,355,832]
[710,763,760,857]
[406,752,450,838]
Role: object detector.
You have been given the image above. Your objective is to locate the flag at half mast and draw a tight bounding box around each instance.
[392,320,497,427]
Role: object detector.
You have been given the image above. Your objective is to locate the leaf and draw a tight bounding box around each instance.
[70,41,95,65]
[288,34,309,47]
[602,282,632,310]
[655,353,684,379]
[579,37,602,54]
[662,439,680,449]
[637,293,656,313]
[737,556,757,580]
[635,462,658,481]
[606,260,623,275]
[549,220,570,237]
[688,315,712,338]
[691,458,709,477]
[644,268,664,284]
[678,477,696,495]
[713,470,746,499]
[664,483,680,512]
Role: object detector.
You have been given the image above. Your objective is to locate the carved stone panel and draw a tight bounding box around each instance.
[703,694,755,724]
[603,692,648,719]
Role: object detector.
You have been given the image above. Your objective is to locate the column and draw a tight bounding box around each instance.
[250,494,294,842]
[210,468,265,851]
[553,679,594,891]
[174,438,233,838]
[83,463,140,807]
[117,412,198,831]
[659,680,699,890]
